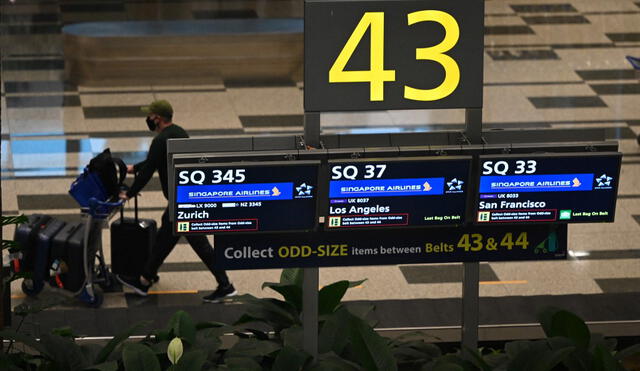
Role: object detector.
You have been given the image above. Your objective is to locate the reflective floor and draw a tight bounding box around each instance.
[1,0,640,336]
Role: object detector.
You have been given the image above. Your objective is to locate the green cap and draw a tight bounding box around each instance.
[141,100,173,119]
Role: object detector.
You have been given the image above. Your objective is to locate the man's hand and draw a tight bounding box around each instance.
[119,191,130,201]
[127,165,135,174]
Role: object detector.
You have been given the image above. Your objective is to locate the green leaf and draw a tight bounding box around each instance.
[167,310,197,345]
[51,326,77,338]
[319,307,351,355]
[431,363,464,371]
[3,239,22,252]
[391,340,441,363]
[462,347,492,371]
[425,354,475,371]
[39,333,91,370]
[232,295,299,331]
[319,281,350,316]
[388,331,440,347]
[195,333,222,360]
[615,343,640,361]
[272,346,310,371]
[538,307,590,348]
[345,303,375,320]
[262,284,303,313]
[309,353,363,371]
[281,325,304,350]
[122,343,161,371]
[225,357,262,371]
[95,321,151,364]
[172,350,208,371]
[195,321,228,331]
[506,342,575,371]
[280,268,304,287]
[225,338,281,359]
[348,279,367,288]
[592,344,625,371]
[346,310,398,371]
[85,361,119,371]
[0,330,52,358]
[504,341,531,360]
[1,215,28,227]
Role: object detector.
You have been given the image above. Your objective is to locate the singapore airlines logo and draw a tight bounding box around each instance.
[572,178,581,187]
[272,187,281,196]
[423,181,432,192]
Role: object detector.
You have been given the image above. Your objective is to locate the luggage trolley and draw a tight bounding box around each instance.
[69,197,123,307]
[59,168,124,307]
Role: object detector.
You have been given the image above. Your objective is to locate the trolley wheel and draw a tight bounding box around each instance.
[21,279,43,297]
[86,287,104,308]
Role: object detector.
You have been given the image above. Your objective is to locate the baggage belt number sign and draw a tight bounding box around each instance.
[214,225,566,270]
[327,156,471,229]
[304,0,484,111]
[476,153,622,224]
[174,161,319,234]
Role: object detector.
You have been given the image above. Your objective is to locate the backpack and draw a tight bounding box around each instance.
[87,148,127,199]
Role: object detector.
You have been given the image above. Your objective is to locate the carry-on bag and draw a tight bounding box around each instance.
[69,148,127,208]
[110,194,156,278]
[14,215,66,295]
[12,214,50,274]
[49,222,86,292]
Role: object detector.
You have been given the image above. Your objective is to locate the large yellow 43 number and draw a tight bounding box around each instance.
[329,10,461,102]
[329,13,396,101]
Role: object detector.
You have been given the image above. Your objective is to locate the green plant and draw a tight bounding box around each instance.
[448,306,640,371]
[0,320,151,370]
[2,265,639,370]
[228,267,407,370]
[2,215,31,286]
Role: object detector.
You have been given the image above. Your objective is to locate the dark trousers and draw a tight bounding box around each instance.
[142,208,230,287]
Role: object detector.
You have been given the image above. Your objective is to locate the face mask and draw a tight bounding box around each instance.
[146,117,157,131]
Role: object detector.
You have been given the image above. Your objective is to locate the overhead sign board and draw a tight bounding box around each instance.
[326,157,471,229]
[475,153,622,224]
[304,0,484,111]
[174,161,319,234]
[214,225,566,270]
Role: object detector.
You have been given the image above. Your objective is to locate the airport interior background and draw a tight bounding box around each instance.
[1,0,639,344]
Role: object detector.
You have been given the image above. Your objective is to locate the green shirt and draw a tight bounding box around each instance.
[127,123,188,200]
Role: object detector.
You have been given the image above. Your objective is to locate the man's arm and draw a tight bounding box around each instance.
[126,140,160,198]
[132,160,146,173]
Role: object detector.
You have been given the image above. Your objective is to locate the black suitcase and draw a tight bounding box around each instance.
[110,196,156,278]
[49,222,86,292]
[13,215,66,295]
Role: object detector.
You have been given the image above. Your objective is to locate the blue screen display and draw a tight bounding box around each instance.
[476,154,621,224]
[326,157,471,229]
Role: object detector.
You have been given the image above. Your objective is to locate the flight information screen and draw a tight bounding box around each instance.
[174,161,319,234]
[476,153,621,224]
[326,157,471,229]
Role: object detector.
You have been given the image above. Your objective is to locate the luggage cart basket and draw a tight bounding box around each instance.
[75,197,124,307]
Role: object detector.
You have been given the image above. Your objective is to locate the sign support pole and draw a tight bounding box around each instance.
[462,108,482,357]
[303,111,321,359]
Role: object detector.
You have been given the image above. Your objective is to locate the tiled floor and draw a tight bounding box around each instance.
[1,0,640,335]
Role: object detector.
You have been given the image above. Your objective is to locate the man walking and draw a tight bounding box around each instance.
[117,100,236,303]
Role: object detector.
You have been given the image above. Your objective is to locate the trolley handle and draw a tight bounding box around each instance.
[88,197,125,218]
